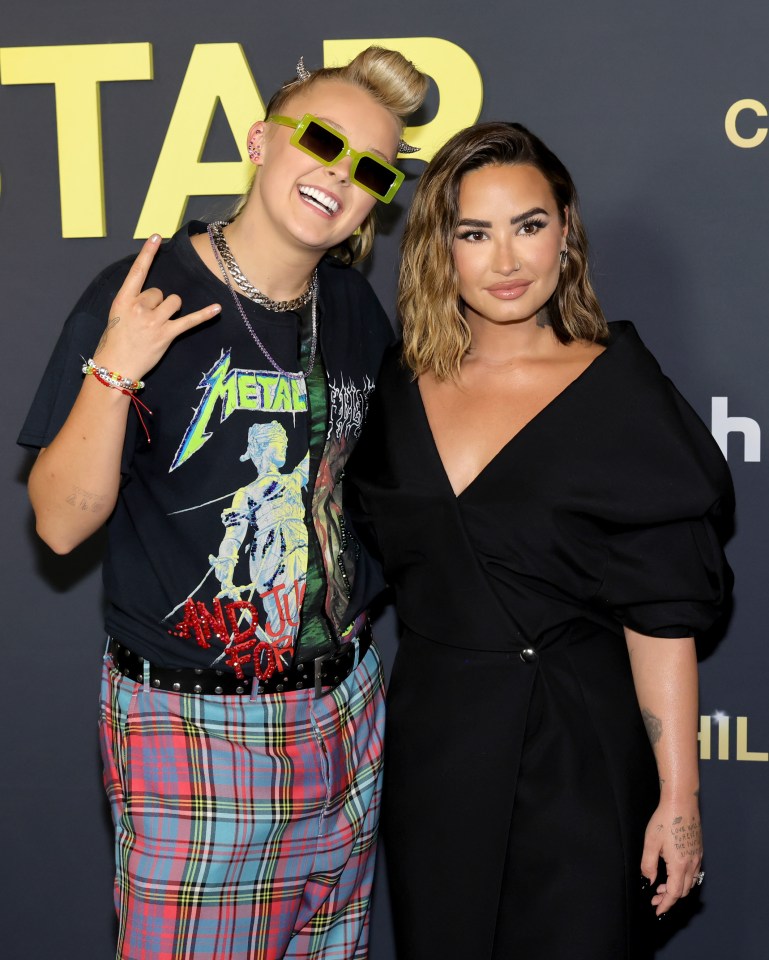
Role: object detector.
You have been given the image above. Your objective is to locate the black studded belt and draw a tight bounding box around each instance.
[107,626,372,699]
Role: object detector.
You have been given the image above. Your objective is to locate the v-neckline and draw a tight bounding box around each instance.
[414,346,609,500]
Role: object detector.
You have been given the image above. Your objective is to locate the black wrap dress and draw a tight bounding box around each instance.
[346,322,733,960]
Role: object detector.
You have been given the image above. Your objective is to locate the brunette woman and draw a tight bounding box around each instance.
[346,122,733,960]
[19,48,427,960]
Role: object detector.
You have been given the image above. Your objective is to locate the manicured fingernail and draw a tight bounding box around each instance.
[212,304,222,313]
[657,913,667,921]
[640,878,651,891]
[150,234,160,243]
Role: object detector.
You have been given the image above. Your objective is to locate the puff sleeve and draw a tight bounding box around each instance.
[593,374,734,638]
[596,508,732,637]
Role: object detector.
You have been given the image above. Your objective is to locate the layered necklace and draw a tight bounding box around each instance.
[207,220,318,380]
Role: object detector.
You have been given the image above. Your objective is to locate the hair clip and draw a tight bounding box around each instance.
[398,140,420,154]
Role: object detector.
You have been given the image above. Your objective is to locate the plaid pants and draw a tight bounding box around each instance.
[98,644,385,960]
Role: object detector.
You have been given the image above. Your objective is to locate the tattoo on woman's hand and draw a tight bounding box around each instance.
[94,315,121,356]
[671,815,702,859]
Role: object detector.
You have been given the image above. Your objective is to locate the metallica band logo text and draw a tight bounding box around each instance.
[171,349,308,470]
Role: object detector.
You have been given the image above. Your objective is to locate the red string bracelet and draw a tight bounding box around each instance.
[88,367,153,444]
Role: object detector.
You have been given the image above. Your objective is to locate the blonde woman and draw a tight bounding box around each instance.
[20,49,427,960]
[347,122,733,960]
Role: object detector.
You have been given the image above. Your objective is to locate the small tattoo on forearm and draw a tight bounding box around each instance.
[65,486,108,513]
[94,315,121,356]
[642,708,663,746]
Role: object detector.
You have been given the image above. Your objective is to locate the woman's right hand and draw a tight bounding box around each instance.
[93,234,221,381]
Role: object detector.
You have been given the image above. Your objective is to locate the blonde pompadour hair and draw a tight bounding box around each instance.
[400,122,608,380]
[235,47,428,263]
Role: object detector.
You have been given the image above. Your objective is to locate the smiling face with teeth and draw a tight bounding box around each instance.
[298,185,340,217]
[247,80,402,257]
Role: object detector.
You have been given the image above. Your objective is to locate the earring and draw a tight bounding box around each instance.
[247,140,261,163]
[559,247,568,271]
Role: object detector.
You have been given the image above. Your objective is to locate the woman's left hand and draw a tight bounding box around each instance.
[641,795,703,916]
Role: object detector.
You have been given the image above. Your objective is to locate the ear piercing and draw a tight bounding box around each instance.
[248,140,261,162]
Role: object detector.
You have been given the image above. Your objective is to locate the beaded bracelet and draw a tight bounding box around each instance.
[81,357,152,443]
[82,358,144,393]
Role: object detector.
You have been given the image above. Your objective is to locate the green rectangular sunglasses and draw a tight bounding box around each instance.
[267,113,404,204]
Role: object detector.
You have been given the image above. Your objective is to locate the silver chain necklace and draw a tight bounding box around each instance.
[209,221,317,311]
[207,221,318,381]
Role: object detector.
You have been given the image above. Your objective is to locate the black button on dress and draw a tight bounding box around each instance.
[346,322,733,960]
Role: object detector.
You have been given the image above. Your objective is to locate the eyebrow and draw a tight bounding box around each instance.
[315,115,390,162]
[457,207,551,228]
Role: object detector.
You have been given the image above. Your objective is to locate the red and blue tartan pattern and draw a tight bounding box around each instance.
[98,645,385,960]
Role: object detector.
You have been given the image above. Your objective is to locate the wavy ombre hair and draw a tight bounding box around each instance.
[400,122,608,380]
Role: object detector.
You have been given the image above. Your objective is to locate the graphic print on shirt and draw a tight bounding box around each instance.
[165,351,311,681]
[327,374,375,441]
[317,374,375,625]
[170,349,308,470]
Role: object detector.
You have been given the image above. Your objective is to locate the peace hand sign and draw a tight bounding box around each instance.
[93,234,221,381]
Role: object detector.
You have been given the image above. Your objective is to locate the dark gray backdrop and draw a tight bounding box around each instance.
[2,2,767,958]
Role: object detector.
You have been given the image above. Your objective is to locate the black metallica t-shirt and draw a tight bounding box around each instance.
[19,222,392,678]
